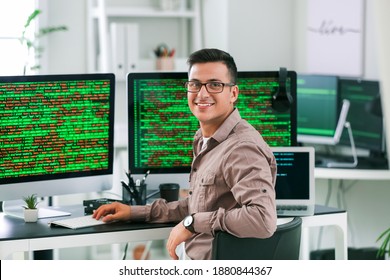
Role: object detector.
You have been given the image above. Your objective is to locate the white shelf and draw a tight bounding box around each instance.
[91,7,197,18]
[87,0,202,73]
[111,57,189,82]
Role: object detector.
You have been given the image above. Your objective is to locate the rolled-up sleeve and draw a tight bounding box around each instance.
[134,197,189,223]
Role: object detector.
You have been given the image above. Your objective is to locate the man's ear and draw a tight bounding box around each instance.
[230,85,239,104]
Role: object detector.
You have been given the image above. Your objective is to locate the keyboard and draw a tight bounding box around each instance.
[277,205,308,212]
[276,205,312,216]
[49,215,105,229]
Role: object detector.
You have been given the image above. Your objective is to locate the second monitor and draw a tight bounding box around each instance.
[338,78,386,161]
[127,71,297,186]
[297,74,342,145]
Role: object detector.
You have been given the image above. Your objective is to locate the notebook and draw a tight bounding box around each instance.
[272,146,315,216]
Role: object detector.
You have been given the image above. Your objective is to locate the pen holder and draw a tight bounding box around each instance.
[156,57,174,71]
[122,184,132,205]
[135,184,147,205]
[122,184,147,205]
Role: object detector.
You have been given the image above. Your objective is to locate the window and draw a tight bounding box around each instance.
[0,1,36,75]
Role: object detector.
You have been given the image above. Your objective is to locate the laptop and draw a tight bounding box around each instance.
[272,146,315,216]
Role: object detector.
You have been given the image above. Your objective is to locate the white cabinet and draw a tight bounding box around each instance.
[87,0,203,78]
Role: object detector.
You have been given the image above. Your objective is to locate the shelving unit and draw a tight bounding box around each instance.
[87,0,203,75]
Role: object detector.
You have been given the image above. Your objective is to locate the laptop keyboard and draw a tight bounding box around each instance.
[277,205,308,214]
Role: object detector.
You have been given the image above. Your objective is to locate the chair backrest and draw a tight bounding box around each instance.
[211,217,302,260]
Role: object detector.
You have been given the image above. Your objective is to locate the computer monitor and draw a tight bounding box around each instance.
[297,74,345,145]
[338,78,386,157]
[0,73,115,202]
[127,71,297,188]
[236,71,297,147]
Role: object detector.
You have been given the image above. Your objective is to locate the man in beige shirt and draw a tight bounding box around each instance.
[93,48,277,260]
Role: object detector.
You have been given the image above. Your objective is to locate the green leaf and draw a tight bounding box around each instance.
[376,227,390,258]
[22,194,39,209]
[36,26,68,38]
[24,9,41,29]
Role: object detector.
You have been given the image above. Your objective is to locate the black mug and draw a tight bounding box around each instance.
[159,183,180,202]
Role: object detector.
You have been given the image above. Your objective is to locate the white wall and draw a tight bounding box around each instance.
[228,0,296,71]
[41,0,389,257]
[202,0,296,71]
[39,0,87,74]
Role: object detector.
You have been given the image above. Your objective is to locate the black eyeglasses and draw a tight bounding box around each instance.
[184,81,235,94]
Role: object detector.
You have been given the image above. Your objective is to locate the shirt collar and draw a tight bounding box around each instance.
[194,108,242,144]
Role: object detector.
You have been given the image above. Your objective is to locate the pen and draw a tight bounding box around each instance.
[141,170,150,186]
[128,174,139,203]
[126,169,135,187]
[121,180,133,195]
[124,170,138,197]
[121,180,134,204]
[125,169,130,180]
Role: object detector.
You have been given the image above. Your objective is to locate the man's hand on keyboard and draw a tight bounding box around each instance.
[92,202,132,223]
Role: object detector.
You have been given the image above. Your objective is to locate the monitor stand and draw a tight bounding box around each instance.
[2,199,71,219]
[326,121,358,168]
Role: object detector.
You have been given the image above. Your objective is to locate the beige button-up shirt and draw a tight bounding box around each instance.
[131,109,277,260]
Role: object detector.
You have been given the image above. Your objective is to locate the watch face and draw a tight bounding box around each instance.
[184,215,193,227]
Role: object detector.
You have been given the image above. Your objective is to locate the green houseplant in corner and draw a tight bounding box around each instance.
[20,9,68,75]
[377,227,390,259]
[22,194,39,222]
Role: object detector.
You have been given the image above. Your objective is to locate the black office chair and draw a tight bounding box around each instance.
[212,217,302,260]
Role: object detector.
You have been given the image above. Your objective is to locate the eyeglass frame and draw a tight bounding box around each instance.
[184,81,236,94]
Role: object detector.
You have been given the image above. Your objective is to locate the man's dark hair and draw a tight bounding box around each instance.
[187,48,238,84]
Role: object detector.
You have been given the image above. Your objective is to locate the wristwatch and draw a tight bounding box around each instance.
[183,214,195,233]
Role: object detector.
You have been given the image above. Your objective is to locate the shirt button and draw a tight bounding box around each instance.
[262,189,267,193]
[193,168,197,172]
[189,191,193,195]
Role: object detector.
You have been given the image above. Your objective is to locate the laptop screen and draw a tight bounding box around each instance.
[272,146,315,216]
[275,150,310,199]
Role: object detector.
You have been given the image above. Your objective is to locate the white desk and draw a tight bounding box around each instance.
[299,206,347,260]
[315,167,390,180]
[0,204,347,260]
[0,205,174,260]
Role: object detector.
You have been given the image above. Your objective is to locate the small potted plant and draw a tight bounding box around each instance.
[22,194,39,222]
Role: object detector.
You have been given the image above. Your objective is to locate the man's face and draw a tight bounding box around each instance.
[187,62,238,136]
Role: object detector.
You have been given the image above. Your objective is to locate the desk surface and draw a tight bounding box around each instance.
[0,204,342,242]
[315,167,390,180]
[0,204,347,260]
[313,204,345,215]
[0,205,174,242]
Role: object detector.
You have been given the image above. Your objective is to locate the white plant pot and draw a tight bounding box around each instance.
[24,209,39,222]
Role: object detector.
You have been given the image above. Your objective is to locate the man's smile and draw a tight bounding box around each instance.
[195,102,215,107]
